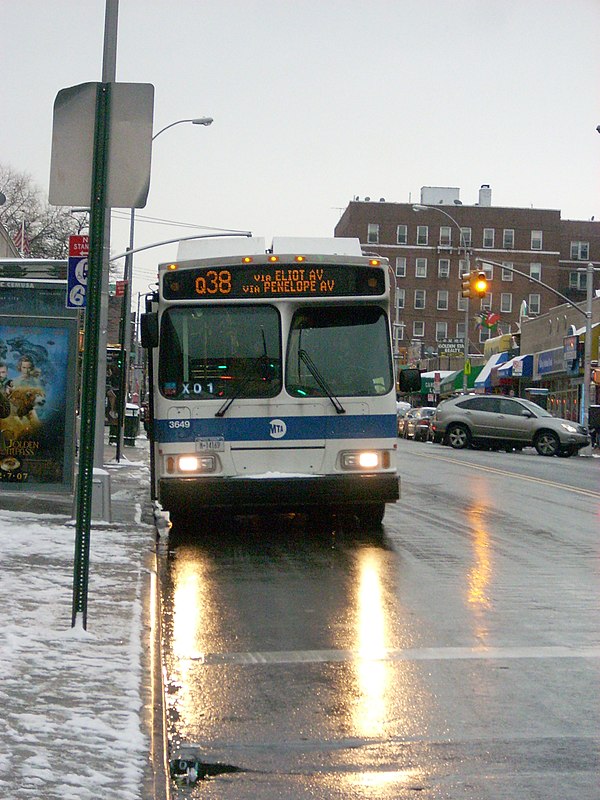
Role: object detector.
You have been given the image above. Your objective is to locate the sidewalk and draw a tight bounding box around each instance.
[0,434,163,800]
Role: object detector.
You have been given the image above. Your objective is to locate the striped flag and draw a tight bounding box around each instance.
[13,221,30,256]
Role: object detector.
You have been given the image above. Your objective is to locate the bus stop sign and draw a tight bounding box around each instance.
[66,235,89,308]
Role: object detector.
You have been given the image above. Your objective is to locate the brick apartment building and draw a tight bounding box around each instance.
[334,185,600,366]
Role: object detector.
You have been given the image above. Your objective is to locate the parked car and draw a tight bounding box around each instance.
[401,406,436,442]
[430,394,589,457]
[396,400,412,435]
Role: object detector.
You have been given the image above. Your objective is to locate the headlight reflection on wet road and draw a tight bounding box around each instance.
[172,558,205,661]
[467,490,492,609]
[466,491,493,644]
[353,548,390,738]
[169,551,214,737]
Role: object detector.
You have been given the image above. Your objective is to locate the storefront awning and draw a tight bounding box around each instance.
[496,354,533,378]
[474,351,509,389]
[573,320,600,337]
[420,370,461,394]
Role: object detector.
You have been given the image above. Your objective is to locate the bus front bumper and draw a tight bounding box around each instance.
[158,472,400,512]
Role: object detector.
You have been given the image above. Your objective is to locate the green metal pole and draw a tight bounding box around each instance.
[115,270,129,462]
[72,81,111,629]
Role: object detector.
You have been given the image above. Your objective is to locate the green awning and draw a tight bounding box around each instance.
[421,366,484,395]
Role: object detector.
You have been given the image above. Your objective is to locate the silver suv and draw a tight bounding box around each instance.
[430,394,589,457]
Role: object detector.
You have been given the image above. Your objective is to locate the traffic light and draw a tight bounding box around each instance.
[471,270,488,298]
[461,272,473,298]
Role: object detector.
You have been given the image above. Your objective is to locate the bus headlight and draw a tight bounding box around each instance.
[340,450,389,470]
[167,454,217,474]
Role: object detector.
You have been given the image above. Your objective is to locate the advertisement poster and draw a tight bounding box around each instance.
[0,321,75,490]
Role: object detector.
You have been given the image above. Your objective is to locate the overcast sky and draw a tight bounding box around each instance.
[2,0,599,297]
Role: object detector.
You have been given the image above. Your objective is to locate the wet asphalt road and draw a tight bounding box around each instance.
[159,441,600,799]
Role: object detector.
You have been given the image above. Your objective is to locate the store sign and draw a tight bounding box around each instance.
[438,337,465,355]
[562,334,581,376]
[563,334,579,364]
[536,348,564,376]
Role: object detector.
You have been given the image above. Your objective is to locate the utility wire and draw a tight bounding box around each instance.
[110,210,245,234]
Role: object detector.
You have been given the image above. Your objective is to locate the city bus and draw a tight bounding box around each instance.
[141,236,400,529]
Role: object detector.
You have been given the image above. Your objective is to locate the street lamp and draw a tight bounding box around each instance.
[152,116,213,140]
[115,116,213,460]
[413,204,471,391]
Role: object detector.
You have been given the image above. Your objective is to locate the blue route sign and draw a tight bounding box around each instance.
[66,235,89,308]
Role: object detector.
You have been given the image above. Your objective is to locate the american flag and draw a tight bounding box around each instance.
[13,221,30,256]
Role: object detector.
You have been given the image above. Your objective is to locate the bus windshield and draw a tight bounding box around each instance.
[158,305,281,400]
[286,306,393,398]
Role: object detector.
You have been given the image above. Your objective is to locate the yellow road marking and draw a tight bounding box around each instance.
[416,451,600,499]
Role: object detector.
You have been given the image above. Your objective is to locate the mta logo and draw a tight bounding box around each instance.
[269,418,287,439]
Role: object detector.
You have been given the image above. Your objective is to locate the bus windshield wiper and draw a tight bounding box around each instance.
[298,349,345,414]
[215,355,270,417]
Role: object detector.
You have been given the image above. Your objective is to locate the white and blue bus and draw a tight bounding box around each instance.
[141,236,400,528]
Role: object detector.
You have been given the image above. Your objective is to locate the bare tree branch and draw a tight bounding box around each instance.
[0,162,87,257]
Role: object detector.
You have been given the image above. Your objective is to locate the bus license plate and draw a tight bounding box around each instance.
[196,436,224,452]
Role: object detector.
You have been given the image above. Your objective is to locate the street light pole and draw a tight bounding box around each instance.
[114,116,213,461]
[413,204,470,391]
[581,262,594,453]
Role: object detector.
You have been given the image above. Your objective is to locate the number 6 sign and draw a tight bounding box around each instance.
[66,235,89,308]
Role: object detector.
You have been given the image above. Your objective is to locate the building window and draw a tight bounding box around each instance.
[438,258,450,278]
[531,230,542,250]
[569,270,588,291]
[413,321,425,338]
[396,224,408,244]
[481,263,493,280]
[414,289,426,309]
[439,226,452,246]
[570,241,589,260]
[481,293,492,311]
[457,293,467,311]
[367,223,379,243]
[395,256,406,277]
[501,262,513,281]
[529,293,541,314]
[479,327,491,343]
[437,289,449,310]
[396,288,405,308]
[435,321,448,341]
[483,228,495,248]
[396,325,404,341]
[530,262,542,282]
[503,229,515,249]
[500,293,512,313]
[456,321,466,339]
[415,258,427,278]
[458,258,469,277]
[417,225,428,245]
[459,228,472,248]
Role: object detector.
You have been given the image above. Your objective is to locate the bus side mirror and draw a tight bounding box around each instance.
[398,368,421,393]
[140,312,158,349]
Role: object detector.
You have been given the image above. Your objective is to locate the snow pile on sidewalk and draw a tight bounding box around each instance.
[0,507,154,800]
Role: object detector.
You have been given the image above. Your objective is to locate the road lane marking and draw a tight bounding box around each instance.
[414,452,600,499]
[190,645,600,667]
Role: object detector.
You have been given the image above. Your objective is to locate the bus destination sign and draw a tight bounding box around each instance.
[163,263,385,300]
